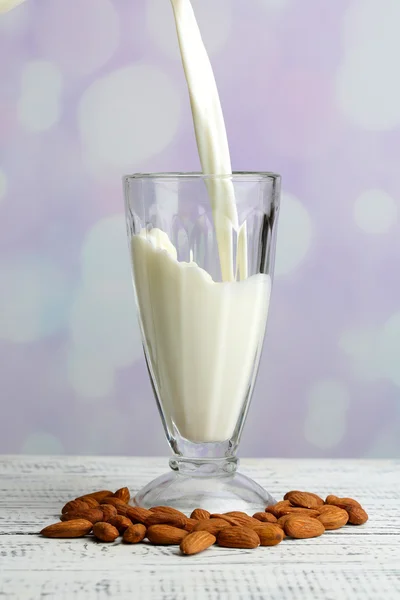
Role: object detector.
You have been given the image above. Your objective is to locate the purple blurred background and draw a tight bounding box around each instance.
[0,0,399,458]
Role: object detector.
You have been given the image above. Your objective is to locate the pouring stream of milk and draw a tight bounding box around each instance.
[170,0,247,282]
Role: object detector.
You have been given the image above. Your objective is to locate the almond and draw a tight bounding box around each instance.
[61,499,89,515]
[193,518,231,536]
[210,514,241,526]
[277,514,293,530]
[190,508,210,520]
[108,515,133,533]
[325,495,362,509]
[275,506,320,519]
[317,506,349,530]
[125,506,152,524]
[145,507,188,529]
[146,524,188,545]
[61,508,104,524]
[346,506,368,525]
[285,491,324,509]
[223,512,261,529]
[100,497,126,510]
[41,519,93,538]
[100,504,118,522]
[92,522,119,542]
[184,518,198,532]
[123,523,147,544]
[253,512,278,524]
[77,496,99,508]
[284,516,325,539]
[217,526,260,549]
[114,487,130,503]
[266,500,290,518]
[253,524,284,546]
[180,531,216,555]
[77,490,113,503]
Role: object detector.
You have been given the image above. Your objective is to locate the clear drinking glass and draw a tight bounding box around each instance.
[124,172,280,512]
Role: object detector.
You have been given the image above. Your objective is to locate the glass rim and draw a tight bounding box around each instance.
[123,171,280,182]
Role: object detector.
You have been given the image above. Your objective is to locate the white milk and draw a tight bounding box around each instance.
[131,231,270,442]
[129,0,271,442]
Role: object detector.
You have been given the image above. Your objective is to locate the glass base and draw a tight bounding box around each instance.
[134,458,276,514]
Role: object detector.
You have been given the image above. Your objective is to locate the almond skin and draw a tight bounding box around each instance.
[190,508,210,520]
[325,495,362,509]
[41,519,93,538]
[253,524,284,546]
[346,506,368,525]
[266,500,290,518]
[93,522,119,542]
[217,526,260,549]
[114,487,130,503]
[193,518,231,536]
[61,499,89,515]
[77,496,99,509]
[125,506,152,524]
[108,515,133,533]
[61,508,104,524]
[77,490,113,503]
[275,506,320,519]
[223,512,261,529]
[184,518,198,532]
[285,491,324,509]
[145,508,188,529]
[100,497,126,510]
[253,512,278,524]
[123,523,147,544]
[146,524,188,545]
[100,504,118,522]
[180,531,216,555]
[210,514,241,526]
[277,514,293,531]
[284,516,325,539]
[317,506,349,530]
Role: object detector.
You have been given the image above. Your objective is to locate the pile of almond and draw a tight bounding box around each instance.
[40,488,368,556]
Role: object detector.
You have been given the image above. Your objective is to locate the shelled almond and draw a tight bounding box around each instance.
[38,486,369,556]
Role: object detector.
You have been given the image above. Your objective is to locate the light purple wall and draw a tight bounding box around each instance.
[1,0,399,458]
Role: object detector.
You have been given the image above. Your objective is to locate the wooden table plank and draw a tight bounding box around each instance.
[0,456,399,600]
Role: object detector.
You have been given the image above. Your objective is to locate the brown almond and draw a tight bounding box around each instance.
[125,506,152,524]
[284,516,325,539]
[123,523,146,544]
[347,506,368,525]
[325,495,362,509]
[253,524,284,546]
[61,499,89,515]
[284,490,324,506]
[193,518,231,536]
[223,512,261,529]
[218,526,260,549]
[92,522,119,542]
[145,507,188,529]
[108,515,133,533]
[317,506,349,530]
[61,508,104,524]
[114,487,130,503]
[180,531,216,555]
[100,504,118,522]
[275,506,320,519]
[285,491,324,509]
[253,512,278,524]
[147,524,188,545]
[190,508,210,521]
[77,490,113,503]
[266,500,290,518]
[100,497,126,510]
[184,518,198,532]
[210,514,241,526]
[277,514,293,529]
[41,519,93,538]
[78,496,99,508]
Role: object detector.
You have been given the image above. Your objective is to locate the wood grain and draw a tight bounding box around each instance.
[0,456,399,599]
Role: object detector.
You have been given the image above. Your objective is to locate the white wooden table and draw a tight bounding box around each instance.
[0,456,399,600]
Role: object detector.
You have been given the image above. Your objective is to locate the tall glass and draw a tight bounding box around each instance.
[124,172,280,512]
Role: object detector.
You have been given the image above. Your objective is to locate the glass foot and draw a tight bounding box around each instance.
[134,460,276,513]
